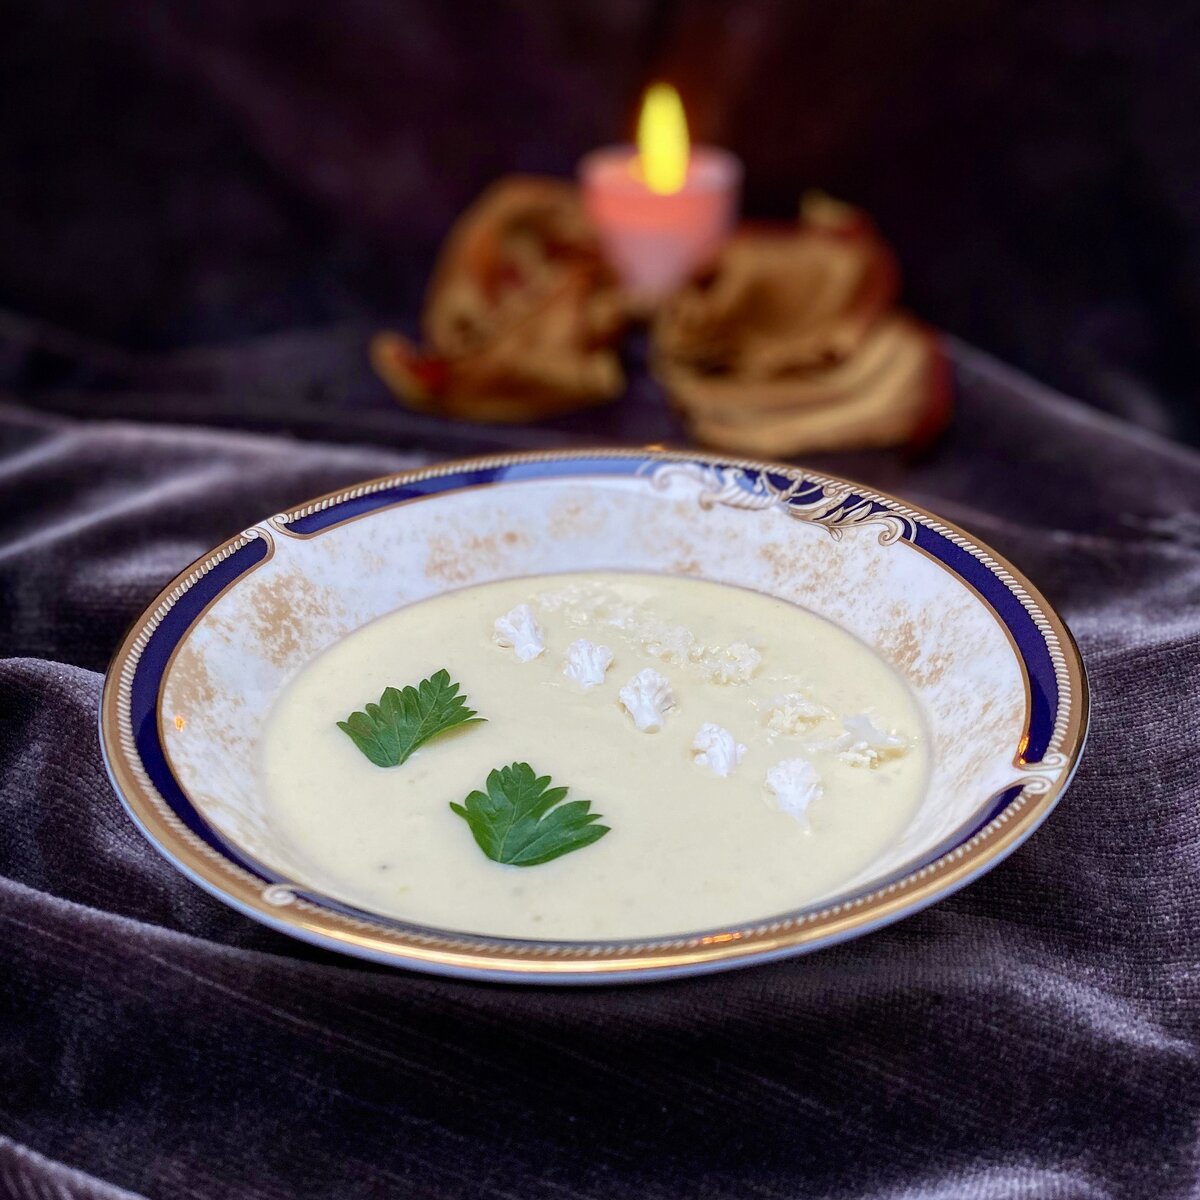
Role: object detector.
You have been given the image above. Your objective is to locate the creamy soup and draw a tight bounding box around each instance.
[261,572,928,939]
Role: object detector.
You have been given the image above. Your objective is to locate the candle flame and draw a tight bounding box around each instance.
[636,83,689,194]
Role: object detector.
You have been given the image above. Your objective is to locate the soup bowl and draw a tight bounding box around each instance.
[101,450,1087,983]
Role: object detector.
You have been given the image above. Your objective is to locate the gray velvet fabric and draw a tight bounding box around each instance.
[3,340,1200,1198]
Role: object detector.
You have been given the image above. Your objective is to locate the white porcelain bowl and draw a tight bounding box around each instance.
[101,451,1087,983]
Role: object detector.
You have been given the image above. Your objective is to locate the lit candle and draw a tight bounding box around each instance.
[579,83,742,304]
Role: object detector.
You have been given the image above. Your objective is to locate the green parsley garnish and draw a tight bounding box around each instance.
[450,762,611,867]
[337,669,484,767]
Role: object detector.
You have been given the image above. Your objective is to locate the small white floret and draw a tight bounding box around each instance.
[563,639,614,690]
[834,713,908,768]
[619,668,676,732]
[766,693,833,735]
[492,604,545,662]
[765,757,823,830]
[692,723,747,777]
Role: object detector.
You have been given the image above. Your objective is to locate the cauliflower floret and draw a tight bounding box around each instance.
[765,757,823,830]
[618,668,676,733]
[492,604,545,662]
[563,639,614,690]
[692,723,747,777]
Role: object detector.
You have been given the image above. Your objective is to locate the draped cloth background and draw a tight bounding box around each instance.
[3,333,1200,1199]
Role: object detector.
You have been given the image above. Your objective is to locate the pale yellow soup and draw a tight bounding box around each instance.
[261,572,928,939]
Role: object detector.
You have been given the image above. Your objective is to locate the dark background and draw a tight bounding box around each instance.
[3,0,1199,441]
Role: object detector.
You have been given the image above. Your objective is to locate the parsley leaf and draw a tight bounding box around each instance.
[450,762,611,867]
[337,669,484,767]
